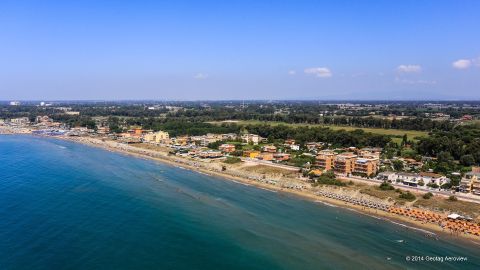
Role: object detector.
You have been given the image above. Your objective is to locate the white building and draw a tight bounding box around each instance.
[10,117,30,126]
[377,171,397,182]
[241,134,262,145]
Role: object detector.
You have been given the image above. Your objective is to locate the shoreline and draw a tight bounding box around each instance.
[12,134,480,245]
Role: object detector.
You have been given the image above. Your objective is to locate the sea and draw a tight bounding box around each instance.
[0,135,479,270]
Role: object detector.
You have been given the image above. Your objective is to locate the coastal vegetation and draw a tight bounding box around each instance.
[313,171,347,186]
[223,157,242,164]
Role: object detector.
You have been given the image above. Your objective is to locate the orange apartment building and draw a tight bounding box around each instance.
[353,158,379,176]
[315,150,336,170]
[334,152,357,174]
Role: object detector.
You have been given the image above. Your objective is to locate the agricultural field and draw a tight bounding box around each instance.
[209,120,429,142]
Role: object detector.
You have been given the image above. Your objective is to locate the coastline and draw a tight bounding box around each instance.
[47,135,480,245]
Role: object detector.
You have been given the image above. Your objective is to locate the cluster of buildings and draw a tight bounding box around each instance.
[314,148,381,176]
[377,171,451,188]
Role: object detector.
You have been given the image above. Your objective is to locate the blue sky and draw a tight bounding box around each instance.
[0,0,479,100]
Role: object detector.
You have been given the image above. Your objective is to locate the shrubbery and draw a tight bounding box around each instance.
[423,192,433,199]
[379,182,395,190]
[398,191,416,201]
[224,157,242,164]
[448,195,458,202]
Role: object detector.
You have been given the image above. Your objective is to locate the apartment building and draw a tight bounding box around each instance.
[143,130,170,144]
[334,152,357,174]
[315,150,336,170]
[353,158,379,176]
[241,134,262,145]
[10,117,30,126]
[460,171,480,195]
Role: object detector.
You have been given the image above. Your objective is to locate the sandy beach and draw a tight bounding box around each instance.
[46,135,480,245]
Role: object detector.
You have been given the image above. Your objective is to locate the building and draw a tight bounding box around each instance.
[198,150,223,158]
[334,152,357,175]
[396,172,422,187]
[35,115,52,123]
[219,144,236,153]
[154,131,170,143]
[10,117,30,126]
[353,158,379,176]
[273,153,290,161]
[243,150,260,159]
[96,126,110,134]
[221,133,238,141]
[284,139,296,145]
[172,136,189,146]
[143,130,170,144]
[306,142,325,151]
[241,134,262,145]
[9,101,20,106]
[191,134,222,147]
[290,144,300,151]
[419,172,450,187]
[257,152,274,161]
[377,171,397,182]
[460,171,480,195]
[315,150,336,170]
[262,145,277,153]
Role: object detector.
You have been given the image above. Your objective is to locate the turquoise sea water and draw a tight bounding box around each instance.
[0,135,479,270]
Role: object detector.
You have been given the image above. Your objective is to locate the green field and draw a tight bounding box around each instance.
[208,120,429,141]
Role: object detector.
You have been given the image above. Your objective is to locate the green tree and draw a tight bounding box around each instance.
[392,160,404,171]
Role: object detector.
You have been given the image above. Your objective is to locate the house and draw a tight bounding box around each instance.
[198,150,223,158]
[290,144,300,151]
[396,172,421,187]
[273,153,290,161]
[257,153,274,161]
[262,145,277,153]
[306,142,324,152]
[419,172,450,187]
[219,144,236,153]
[284,139,295,145]
[377,171,397,182]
